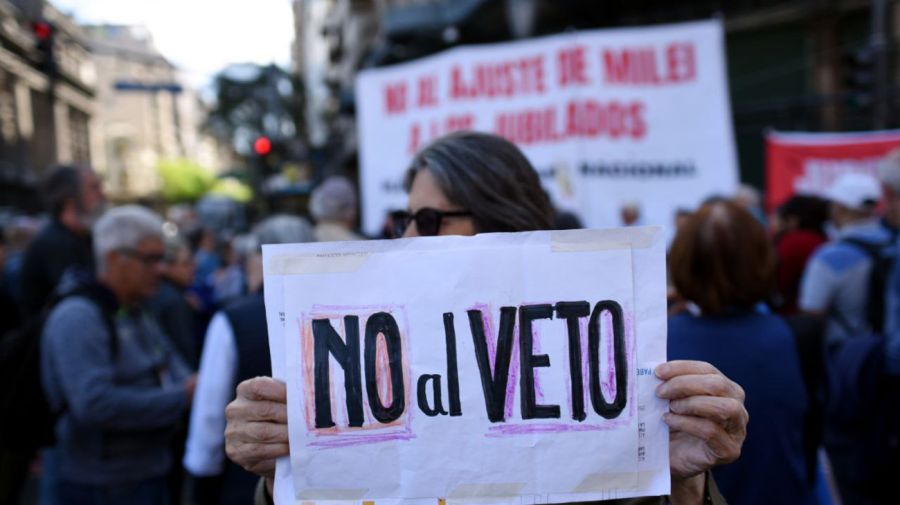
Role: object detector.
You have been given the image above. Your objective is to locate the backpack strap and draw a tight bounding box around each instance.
[839,237,893,333]
[60,286,119,358]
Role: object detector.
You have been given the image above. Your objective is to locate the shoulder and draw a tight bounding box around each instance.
[21,226,55,260]
[31,222,74,249]
[43,297,105,340]
[667,312,696,329]
[223,292,265,317]
[669,311,791,339]
[48,296,102,319]
[808,240,870,274]
[752,312,793,336]
[22,224,79,266]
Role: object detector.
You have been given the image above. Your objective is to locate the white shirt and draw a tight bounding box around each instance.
[183,312,238,476]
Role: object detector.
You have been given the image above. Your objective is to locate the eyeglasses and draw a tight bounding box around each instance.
[118,248,165,266]
[391,208,473,237]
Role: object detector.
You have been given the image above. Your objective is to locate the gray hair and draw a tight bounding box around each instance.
[309,176,358,222]
[879,148,900,193]
[93,205,164,272]
[403,131,554,233]
[252,215,316,247]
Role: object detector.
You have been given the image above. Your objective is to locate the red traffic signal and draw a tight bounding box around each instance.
[253,136,272,156]
[32,21,52,42]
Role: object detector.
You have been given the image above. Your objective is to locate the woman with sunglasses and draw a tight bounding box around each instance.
[224,132,747,505]
[392,131,553,237]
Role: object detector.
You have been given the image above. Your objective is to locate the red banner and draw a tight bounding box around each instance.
[766,129,900,210]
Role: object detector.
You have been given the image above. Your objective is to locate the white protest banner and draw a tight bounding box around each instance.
[264,227,670,505]
[356,20,738,236]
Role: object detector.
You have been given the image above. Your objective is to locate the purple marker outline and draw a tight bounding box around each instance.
[485,422,623,437]
[506,320,520,420]
[623,308,637,419]
[302,303,415,442]
[308,431,416,448]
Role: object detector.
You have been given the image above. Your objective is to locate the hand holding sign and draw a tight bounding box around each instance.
[225,360,747,504]
[657,361,747,480]
[224,377,289,480]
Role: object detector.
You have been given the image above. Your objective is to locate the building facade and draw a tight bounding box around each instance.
[84,24,187,199]
[0,0,95,212]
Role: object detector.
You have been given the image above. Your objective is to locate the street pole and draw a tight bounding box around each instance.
[872,0,891,129]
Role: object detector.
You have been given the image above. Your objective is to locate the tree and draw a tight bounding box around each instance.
[204,63,306,160]
[157,158,214,202]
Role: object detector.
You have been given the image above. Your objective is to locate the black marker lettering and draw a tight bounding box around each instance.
[443,312,462,416]
[519,304,560,419]
[555,301,590,421]
[311,316,364,428]
[364,312,406,424]
[416,374,448,416]
[468,307,517,423]
[588,301,628,419]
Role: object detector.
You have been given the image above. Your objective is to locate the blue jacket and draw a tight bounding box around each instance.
[41,283,191,485]
[668,311,816,505]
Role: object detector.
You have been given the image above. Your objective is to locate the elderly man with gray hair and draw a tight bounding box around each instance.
[309,176,364,242]
[40,205,196,505]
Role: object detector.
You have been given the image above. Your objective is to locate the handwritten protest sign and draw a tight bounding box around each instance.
[264,227,670,504]
[356,20,737,237]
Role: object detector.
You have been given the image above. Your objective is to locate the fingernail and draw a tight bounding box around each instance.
[662,413,672,424]
[655,383,667,398]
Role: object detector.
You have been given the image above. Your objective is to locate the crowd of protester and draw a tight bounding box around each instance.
[0,131,898,505]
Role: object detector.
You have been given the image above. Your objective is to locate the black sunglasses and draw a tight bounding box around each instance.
[118,248,165,266]
[391,208,473,237]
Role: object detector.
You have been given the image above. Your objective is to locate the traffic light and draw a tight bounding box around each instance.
[254,136,272,156]
[844,47,874,108]
[31,20,55,75]
[252,136,280,175]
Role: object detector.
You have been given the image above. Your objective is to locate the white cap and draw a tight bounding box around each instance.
[825,172,882,211]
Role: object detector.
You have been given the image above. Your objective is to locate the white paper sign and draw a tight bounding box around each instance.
[356,20,738,237]
[264,227,670,504]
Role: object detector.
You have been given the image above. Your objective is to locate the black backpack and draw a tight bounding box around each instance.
[0,285,118,452]
[840,236,896,334]
[826,333,900,504]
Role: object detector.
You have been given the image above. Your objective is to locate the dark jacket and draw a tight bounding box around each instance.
[669,310,815,505]
[147,279,200,369]
[19,219,93,314]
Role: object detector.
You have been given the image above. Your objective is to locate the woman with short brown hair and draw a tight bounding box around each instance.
[668,200,816,505]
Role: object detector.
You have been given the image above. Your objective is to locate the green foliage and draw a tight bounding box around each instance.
[157,159,215,202]
[208,177,254,203]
